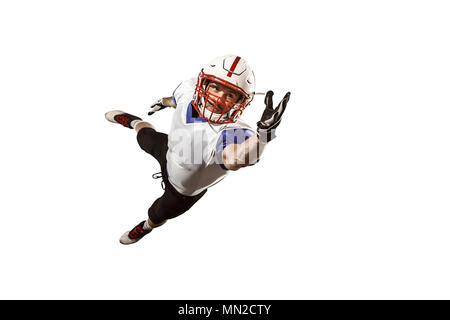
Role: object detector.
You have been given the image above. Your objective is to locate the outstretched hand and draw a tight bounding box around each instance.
[257,91,290,142]
[148,98,167,116]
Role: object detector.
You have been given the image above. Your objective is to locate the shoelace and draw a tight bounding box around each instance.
[152,172,165,190]
[129,226,145,239]
[114,114,129,127]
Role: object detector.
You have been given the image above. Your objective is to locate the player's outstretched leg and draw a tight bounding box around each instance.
[105,110,142,129]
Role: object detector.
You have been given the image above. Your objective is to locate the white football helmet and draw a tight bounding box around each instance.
[192,55,256,124]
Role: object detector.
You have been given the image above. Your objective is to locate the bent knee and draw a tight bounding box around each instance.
[135,121,155,132]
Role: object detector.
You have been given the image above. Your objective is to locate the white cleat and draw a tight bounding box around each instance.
[105,110,125,123]
[105,110,142,129]
[119,221,152,245]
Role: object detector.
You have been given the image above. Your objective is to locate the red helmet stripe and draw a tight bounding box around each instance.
[227,56,241,77]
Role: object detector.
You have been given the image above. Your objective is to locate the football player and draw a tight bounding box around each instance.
[105,55,290,244]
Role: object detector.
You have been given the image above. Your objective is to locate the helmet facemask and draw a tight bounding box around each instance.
[193,70,253,124]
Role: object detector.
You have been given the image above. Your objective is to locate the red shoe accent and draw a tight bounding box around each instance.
[114,115,130,128]
[129,226,144,239]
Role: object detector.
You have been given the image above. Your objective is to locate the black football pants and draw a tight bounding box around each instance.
[136,127,207,225]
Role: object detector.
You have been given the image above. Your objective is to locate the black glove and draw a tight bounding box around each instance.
[257,91,290,143]
[148,98,167,116]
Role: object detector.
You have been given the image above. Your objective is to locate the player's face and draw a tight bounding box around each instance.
[205,81,242,114]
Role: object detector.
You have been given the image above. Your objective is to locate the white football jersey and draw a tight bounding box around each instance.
[166,78,255,196]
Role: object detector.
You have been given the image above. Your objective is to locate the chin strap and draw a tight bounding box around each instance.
[198,96,232,122]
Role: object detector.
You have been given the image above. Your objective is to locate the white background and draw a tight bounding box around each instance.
[0,0,449,299]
